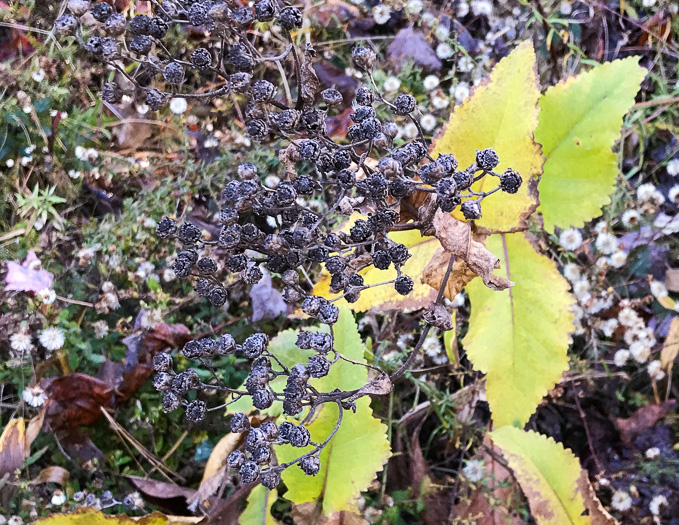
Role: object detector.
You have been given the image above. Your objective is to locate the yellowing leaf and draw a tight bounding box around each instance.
[536,57,646,232]
[464,233,575,428]
[201,432,241,483]
[276,308,391,515]
[313,215,438,312]
[660,317,679,374]
[34,509,173,525]
[491,427,616,525]
[431,40,542,233]
[239,486,280,525]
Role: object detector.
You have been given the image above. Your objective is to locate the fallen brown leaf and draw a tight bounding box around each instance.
[31,466,70,486]
[422,247,478,301]
[387,26,442,73]
[43,373,114,429]
[578,471,619,525]
[615,400,676,447]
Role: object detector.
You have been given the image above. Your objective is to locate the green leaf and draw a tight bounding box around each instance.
[491,427,604,525]
[536,57,646,232]
[239,486,280,525]
[276,308,391,515]
[464,233,575,428]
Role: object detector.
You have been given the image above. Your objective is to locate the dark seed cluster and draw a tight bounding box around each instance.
[58,0,523,493]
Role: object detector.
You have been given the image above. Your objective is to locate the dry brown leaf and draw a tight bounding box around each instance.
[615,400,676,447]
[666,269,679,292]
[660,317,679,374]
[454,436,526,525]
[578,471,619,525]
[422,247,478,301]
[291,502,368,525]
[31,466,70,486]
[300,43,320,108]
[0,419,27,480]
[428,210,513,293]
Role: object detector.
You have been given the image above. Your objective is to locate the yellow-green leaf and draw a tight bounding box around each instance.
[431,40,542,234]
[536,57,646,232]
[313,214,438,312]
[491,427,592,525]
[34,509,174,525]
[239,486,280,525]
[464,233,574,427]
[276,308,391,515]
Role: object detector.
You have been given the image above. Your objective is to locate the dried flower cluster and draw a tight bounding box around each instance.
[55,0,522,489]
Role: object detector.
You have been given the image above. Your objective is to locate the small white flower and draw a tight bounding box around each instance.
[169,97,188,114]
[383,76,401,93]
[451,292,465,308]
[435,25,450,41]
[163,267,176,282]
[21,156,32,166]
[641,0,656,7]
[68,169,82,179]
[559,228,583,251]
[422,335,442,358]
[403,122,419,139]
[595,232,618,255]
[423,75,440,91]
[614,349,629,366]
[667,158,679,176]
[37,288,57,305]
[372,4,391,24]
[23,386,48,407]
[203,137,219,148]
[621,209,641,228]
[75,146,85,160]
[637,183,658,202]
[51,489,66,506]
[406,0,423,14]
[611,490,632,511]
[452,82,470,104]
[22,105,32,114]
[560,1,573,15]
[264,174,281,188]
[143,217,157,229]
[140,309,163,330]
[32,69,46,82]
[102,292,120,310]
[572,278,590,300]
[39,327,65,351]
[563,263,581,282]
[668,185,679,203]
[436,42,454,60]
[594,221,608,234]
[457,0,470,17]
[136,261,155,280]
[609,251,627,268]
[431,95,449,109]
[647,360,665,381]
[137,103,150,115]
[462,459,484,482]
[645,447,660,459]
[10,332,34,354]
[420,114,437,132]
[6,158,15,168]
[630,341,651,363]
[92,320,109,339]
[458,55,475,72]
[602,318,619,338]
[650,280,668,298]
[649,494,667,515]
[618,307,642,328]
[471,0,492,16]
[8,516,24,525]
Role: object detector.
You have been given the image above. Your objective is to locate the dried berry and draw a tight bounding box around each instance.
[476,148,499,171]
[239,461,260,484]
[230,412,251,433]
[299,456,321,476]
[91,2,113,23]
[500,168,522,194]
[191,48,212,70]
[153,353,173,372]
[460,200,482,220]
[394,275,414,296]
[352,46,376,70]
[185,400,207,422]
[278,6,302,29]
[163,62,185,84]
[393,93,416,115]
[101,81,123,104]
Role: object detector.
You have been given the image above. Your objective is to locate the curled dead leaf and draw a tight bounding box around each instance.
[31,466,70,487]
[422,247,478,301]
[426,211,513,296]
[615,400,676,448]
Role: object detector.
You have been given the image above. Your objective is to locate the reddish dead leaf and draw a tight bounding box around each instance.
[399,189,432,223]
[128,475,198,515]
[615,400,676,448]
[0,25,33,62]
[310,0,360,31]
[314,60,359,106]
[57,428,104,465]
[43,373,114,429]
[454,437,527,525]
[325,107,354,139]
[143,322,192,355]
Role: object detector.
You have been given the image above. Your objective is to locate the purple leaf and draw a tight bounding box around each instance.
[4,250,54,293]
[249,268,287,322]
